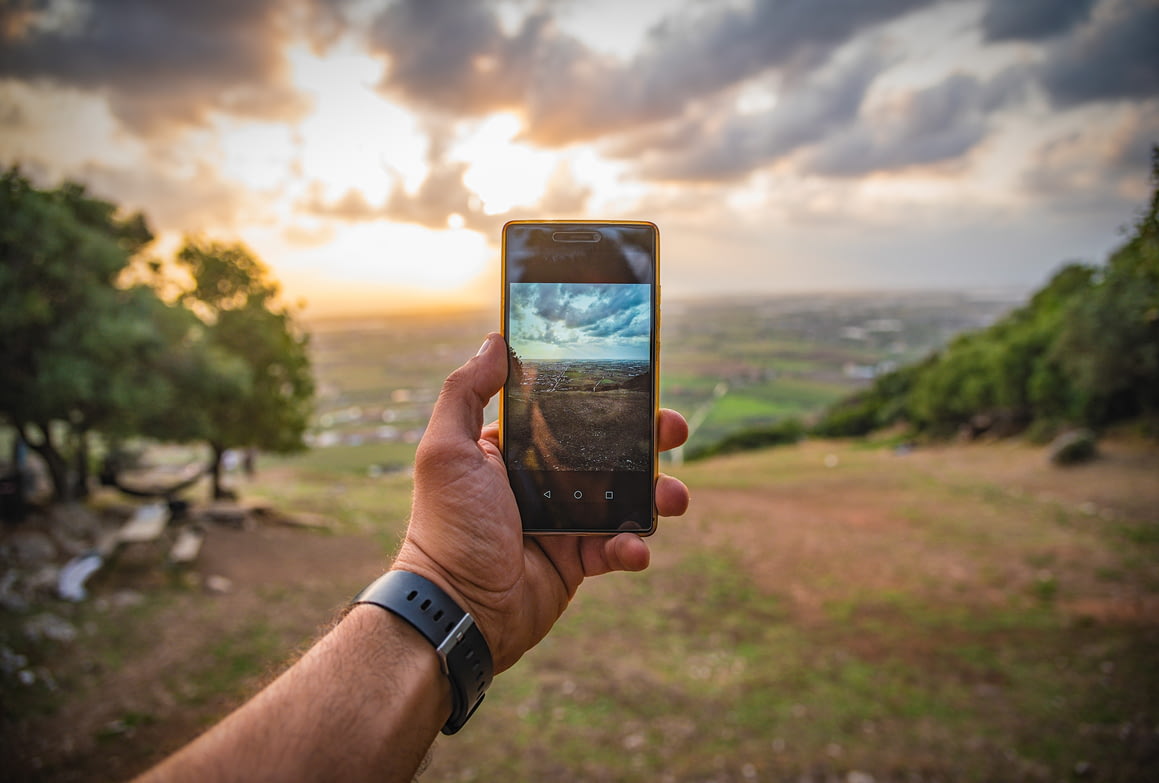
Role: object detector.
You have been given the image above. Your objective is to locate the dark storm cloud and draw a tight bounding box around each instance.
[560,285,648,332]
[1037,0,1159,107]
[1023,103,1158,212]
[616,48,1035,182]
[367,0,537,115]
[622,45,893,182]
[367,0,942,145]
[808,67,1029,177]
[522,283,648,335]
[0,0,311,132]
[980,0,1096,41]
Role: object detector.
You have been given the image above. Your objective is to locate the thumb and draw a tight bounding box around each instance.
[422,333,508,446]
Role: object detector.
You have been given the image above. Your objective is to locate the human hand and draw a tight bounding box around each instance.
[392,333,690,673]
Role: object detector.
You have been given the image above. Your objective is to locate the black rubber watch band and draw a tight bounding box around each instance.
[353,570,493,734]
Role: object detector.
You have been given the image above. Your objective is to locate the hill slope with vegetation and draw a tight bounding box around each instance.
[812,149,1159,444]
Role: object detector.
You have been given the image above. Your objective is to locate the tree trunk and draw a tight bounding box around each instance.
[208,441,226,500]
[71,424,91,499]
[20,422,70,502]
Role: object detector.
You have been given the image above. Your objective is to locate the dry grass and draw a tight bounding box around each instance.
[3,436,1158,782]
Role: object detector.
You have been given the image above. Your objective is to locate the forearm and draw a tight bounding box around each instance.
[137,604,450,783]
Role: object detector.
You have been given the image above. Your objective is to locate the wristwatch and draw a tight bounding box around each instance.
[352,570,493,734]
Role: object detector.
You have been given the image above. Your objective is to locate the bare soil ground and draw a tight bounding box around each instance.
[3,436,1158,781]
[678,438,1159,623]
[505,390,652,471]
[3,520,389,782]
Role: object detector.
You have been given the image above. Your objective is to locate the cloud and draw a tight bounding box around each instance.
[75,158,258,233]
[302,186,381,221]
[1023,103,1158,213]
[981,0,1096,41]
[1037,0,1159,107]
[617,43,1036,182]
[512,282,650,354]
[368,0,535,115]
[538,161,592,215]
[807,67,1029,177]
[0,0,311,133]
[366,0,942,146]
[619,45,893,182]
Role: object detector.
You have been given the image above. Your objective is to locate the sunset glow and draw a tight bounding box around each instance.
[1,0,1154,317]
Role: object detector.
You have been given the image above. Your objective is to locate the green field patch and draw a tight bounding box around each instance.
[268,441,417,477]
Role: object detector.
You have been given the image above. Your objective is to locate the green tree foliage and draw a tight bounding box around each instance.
[907,262,1094,435]
[812,360,928,437]
[175,239,314,498]
[1053,151,1159,424]
[0,168,160,500]
[1,170,314,504]
[816,146,1159,441]
[687,418,805,460]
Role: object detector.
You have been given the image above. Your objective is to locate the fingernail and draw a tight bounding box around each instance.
[475,335,492,357]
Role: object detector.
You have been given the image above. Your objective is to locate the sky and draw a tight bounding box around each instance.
[509,282,651,360]
[1,0,1156,317]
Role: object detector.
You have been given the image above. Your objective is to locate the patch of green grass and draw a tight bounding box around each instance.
[1115,521,1159,546]
[176,621,283,707]
[450,531,1139,781]
[267,441,418,476]
[245,466,413,542]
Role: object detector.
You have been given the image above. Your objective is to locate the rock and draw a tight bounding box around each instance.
[205,574,234,594]
[168,526,205,564]
[1048,429,1098,466]
[117,502,169,543]
[57,553,104,601]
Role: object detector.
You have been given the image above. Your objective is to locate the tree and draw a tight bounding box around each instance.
[174,239,314,499]
[0,169,159,501]
[1055,147,1159,425]
[905,260,1098,435]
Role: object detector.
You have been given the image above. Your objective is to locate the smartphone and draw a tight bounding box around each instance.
[500,220,659,535]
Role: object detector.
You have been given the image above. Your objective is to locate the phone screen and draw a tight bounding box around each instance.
[501,221,658,534]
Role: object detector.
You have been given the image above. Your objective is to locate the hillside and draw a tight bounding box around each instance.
[5,435,1157,781]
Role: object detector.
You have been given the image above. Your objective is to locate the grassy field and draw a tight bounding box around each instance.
[4,433,1157,782]
[301,291,1019,461]
[418,436,1159,782]
[14,291,1156,782]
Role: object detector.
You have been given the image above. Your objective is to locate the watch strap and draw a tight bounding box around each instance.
[353,570,493,734]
